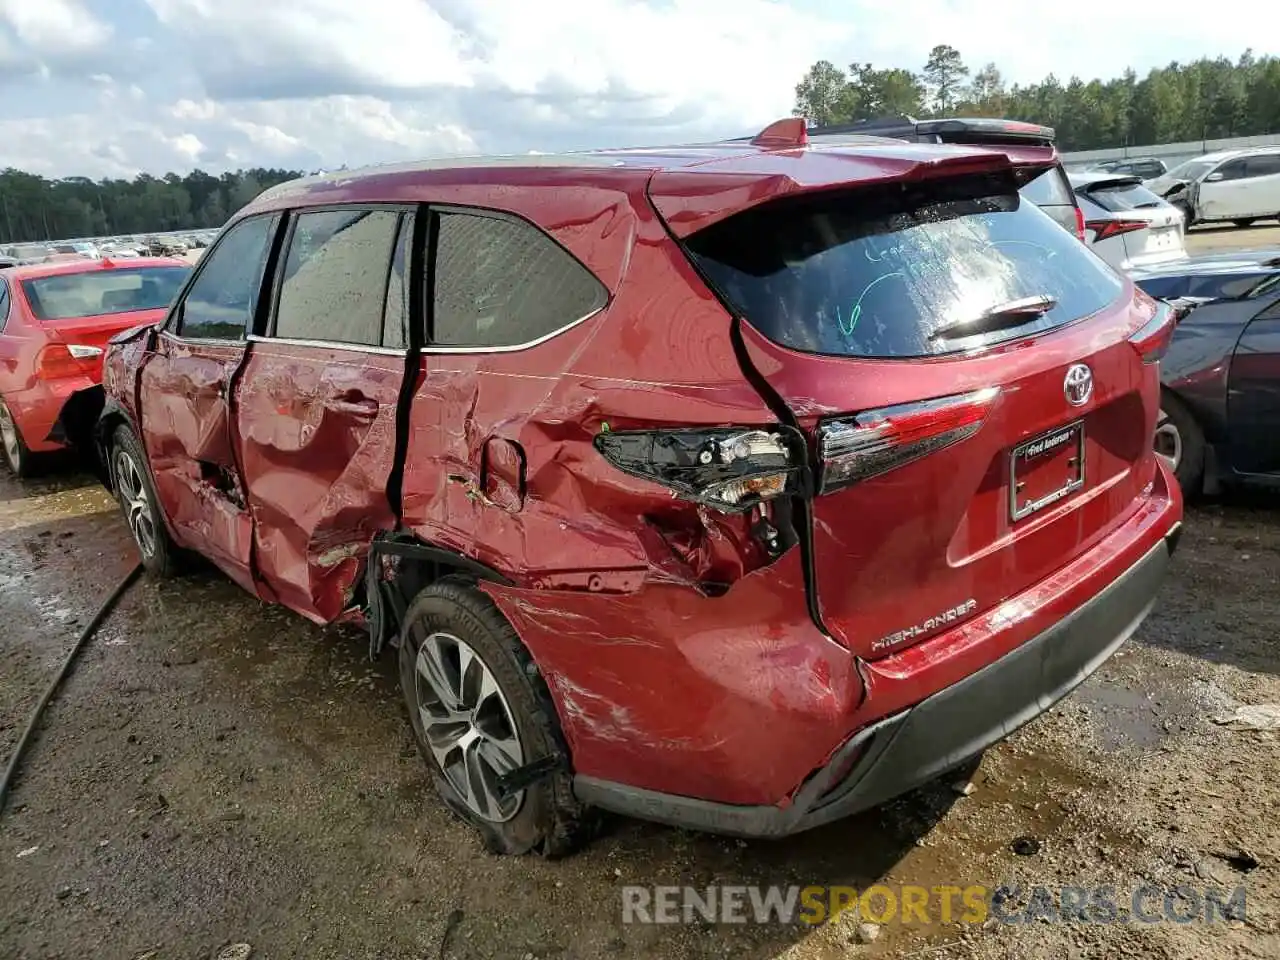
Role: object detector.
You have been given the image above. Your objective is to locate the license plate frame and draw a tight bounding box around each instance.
[1010,420,1086,522]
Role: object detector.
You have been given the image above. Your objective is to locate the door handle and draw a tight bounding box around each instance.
[327,396,379,418]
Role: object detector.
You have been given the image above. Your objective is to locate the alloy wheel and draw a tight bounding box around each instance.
[114,448,157,559]
[414,631,525,822]
[1154,409,1183,473]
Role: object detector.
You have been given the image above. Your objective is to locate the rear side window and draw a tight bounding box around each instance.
[1081,181,1167,213]
[275,209,401,347]
[1246,154,1280,177]
[0,282,9,332]
[431,211,606,348]
[1018,167,1073,206]
[685,171,1124,359]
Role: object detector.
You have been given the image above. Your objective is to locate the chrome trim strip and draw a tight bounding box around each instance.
[419,307,604,355]
[158,330,246,348]
[246,334,408,357]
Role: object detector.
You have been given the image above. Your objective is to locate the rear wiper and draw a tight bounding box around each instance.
[1133,201,1163,209]
[929,294,1058,341]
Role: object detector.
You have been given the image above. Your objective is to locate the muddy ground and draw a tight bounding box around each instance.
[3,246,1280,958]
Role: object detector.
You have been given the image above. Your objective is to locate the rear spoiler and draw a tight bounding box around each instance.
[809,116,1056,148]
[649,137,1059,238]
[1074,175,1144,193]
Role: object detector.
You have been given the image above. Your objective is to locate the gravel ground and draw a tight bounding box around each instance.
[2,231,1279,957]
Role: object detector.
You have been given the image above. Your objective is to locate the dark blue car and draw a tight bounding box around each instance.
[1133,249,1280,496]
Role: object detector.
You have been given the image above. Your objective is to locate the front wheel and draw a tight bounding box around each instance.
[111,425,179,576]
[1155,393,1205,497]
[1234,218,1257,228]
[398,578,594,856]
[1174,201,1194,229]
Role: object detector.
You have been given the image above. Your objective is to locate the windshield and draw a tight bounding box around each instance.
[21,265,190,321]
[1163,159,1218,182]
[685,170,1123,359]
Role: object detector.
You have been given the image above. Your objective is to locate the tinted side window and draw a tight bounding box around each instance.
[431,211,607,348]
[179,216,278,340]
[382,213,414,350]
[1246,154,1280,178]
[275,209,401,347]
[1214,160,1248,181]
[0,282,9,332]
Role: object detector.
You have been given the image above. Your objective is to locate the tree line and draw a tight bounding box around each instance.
[0,167,305,245]
[795,46,1280,152]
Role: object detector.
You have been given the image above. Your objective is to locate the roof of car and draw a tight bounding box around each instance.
[1,256,189,279]
[247,123,1059,238]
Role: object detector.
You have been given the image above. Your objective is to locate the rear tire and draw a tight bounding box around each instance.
[1155,392,1205,497]
[0,397,34,478]
[110,424,179,576]
[398,578,596,857]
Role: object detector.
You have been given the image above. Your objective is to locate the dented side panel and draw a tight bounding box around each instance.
[235,340,405,623]
[480,549,861,805]
[137,333,258,594]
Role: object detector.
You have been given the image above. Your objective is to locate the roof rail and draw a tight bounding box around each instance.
[751,117,809,148]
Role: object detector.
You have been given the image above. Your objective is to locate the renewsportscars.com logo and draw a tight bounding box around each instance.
[621,883,1248,926]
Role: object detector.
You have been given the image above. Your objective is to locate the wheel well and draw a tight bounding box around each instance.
[364,533,513,660]
[94,408,130,492]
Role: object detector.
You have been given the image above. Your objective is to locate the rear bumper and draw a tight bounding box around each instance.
[573,523,1179,838]
[6,378,99,454]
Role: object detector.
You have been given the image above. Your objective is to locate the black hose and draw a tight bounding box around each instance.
[0,562,143,816]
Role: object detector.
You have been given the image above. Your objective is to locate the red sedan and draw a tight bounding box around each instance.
[0,256,190,475]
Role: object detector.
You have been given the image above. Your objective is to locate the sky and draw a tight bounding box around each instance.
[0,0,1267,179]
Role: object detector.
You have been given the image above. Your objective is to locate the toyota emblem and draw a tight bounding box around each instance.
[1064,363,1093,407]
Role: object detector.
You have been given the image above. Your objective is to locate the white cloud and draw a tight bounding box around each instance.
[0,0,1268,178]
[0,0,111,55]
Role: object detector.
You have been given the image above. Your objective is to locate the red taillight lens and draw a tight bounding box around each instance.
[1074,206,1087,242]
[1128,300,1178,364]
[1086,218,1148,241]
[817,387,1000,494]
[35,343,102,380]
[594,426,798,512]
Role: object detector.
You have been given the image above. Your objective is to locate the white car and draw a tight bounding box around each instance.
[1069,172,1186,271]
[1147,148,1280,227]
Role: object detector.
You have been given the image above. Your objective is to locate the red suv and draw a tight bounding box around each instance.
[97,119,1183,855]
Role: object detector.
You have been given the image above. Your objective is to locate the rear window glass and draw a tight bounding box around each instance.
[685,172,1124,359]
[1081,181,1168,213]
[21,266,190,321]
[1018,167,1073,206]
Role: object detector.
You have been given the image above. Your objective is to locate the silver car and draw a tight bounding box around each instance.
[1069,171,1186,272]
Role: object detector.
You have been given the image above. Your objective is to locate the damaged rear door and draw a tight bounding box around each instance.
[234,206,419,623]
[137,213,281,595]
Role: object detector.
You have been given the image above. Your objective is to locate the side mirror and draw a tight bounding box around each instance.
[1205,172,1225,183]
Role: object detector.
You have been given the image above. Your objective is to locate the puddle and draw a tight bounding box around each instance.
[1073,677,1195,751]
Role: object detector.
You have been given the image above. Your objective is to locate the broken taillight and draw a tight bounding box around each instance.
[816,387,1000,494]
[594,427,798,512]
[1127,300,1178,364]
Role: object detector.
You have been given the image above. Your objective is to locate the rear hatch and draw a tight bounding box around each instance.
[1076,176,1185,265]
[659,156,1164,659]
